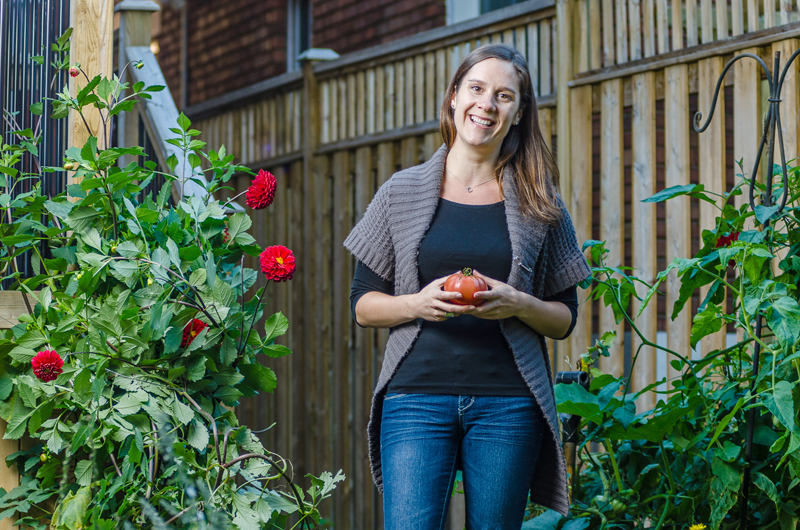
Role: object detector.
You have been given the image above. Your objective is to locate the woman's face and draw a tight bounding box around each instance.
[450,58,522,156]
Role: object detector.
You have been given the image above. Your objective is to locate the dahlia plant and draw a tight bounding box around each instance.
[0,29,341,529]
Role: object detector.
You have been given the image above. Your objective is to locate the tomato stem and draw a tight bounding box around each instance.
[462,267,473,276]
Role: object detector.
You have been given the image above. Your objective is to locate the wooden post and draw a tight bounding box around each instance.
[599,79,625,378]
[68,0,114,154]
[698,57,727,359]
[115,0,160,165]
[556,0,574,223]
[0,292,39,530]
[631,72,657,411]
[665,64,691,384]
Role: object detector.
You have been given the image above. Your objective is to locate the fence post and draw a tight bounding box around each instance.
[67,0,114,158]
[115,0,160,165]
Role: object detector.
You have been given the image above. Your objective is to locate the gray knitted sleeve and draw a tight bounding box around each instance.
[343,182,395,282]
[542,197,592,298]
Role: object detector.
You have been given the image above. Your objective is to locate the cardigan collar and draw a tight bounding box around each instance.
[396,145,548,295]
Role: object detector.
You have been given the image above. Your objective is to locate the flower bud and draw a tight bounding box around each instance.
[147,278,153,286]
[135,61,144,70]
[76,272,83,280]
[40,453,48,463]
[110,245,117,253]
[69,66,79,78]
[64,161,79,171]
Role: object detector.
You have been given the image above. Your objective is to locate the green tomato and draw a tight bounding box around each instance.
[610,498,626,516]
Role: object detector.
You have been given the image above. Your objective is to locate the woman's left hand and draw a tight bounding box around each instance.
[463,270,525,320]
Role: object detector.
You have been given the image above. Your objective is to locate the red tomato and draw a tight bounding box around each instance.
[443,268,487,306]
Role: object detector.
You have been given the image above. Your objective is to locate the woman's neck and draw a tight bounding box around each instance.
[445,142,500,185]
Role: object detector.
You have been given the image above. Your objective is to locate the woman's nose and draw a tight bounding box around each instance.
[477,94,496,111]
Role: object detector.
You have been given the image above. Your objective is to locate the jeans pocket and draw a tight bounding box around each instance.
[383,393,408,401]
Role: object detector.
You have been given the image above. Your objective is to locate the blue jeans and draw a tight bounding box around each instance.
[380,394,545,530]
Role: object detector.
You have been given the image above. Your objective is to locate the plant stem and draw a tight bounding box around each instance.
[237,282,270,357]
[603,440,624,493]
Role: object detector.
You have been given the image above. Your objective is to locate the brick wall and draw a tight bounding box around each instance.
[155,0,287,107]
[312,0,445,55]
[154,0,446,107]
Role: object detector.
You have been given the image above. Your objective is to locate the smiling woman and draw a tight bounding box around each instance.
[344,44,591,530]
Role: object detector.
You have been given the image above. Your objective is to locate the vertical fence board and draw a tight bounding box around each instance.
[734,48,762,217]
[436,48,447,116]
[577,0,590,72]
[629,0,643,60]
[331,150,354,530]
[590,0,601,69]
[406,57,416,126]
[348,74,357,139]
[716,0,730,40]
[415,55,425,124]
[665,64,692,385]
[644,0,655,57]
[353,146,375,530]
[602,0,616,66]
[698,57,727,358]
[686,0,698,45]
[672,0,684,50]
[764,0,775,28]
[732,0,745,35]
[774,39,799,164]
[599,79,626,378]
[540,19,552,95]
[396,60,406,129]
[616,0,629,63]
[356,72,366,138]
[567,85,593,371]
[376,67,385,133]
[631,72,657,411]
[425,52,436,122]
[385,64,395,131]
[701,0,714,42]
[747,0,759,31]
[657,0,668,53]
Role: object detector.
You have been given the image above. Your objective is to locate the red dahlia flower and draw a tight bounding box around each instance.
[245,169,277,210]
[181,318,209,348]
[69,66,79,78]
[715,231,740,248]
[259,245,296,282]
[32,350,64,382]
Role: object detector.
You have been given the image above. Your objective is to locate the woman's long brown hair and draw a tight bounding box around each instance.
[439,44,562,224]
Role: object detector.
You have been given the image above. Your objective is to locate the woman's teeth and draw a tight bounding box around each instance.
[470,115,493,126]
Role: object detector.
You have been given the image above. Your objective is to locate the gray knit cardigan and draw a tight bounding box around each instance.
[343,145,591,516]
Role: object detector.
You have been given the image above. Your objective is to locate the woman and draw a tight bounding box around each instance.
[344,44,590,529]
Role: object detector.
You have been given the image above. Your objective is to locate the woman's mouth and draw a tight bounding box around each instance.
[469,115,495,127]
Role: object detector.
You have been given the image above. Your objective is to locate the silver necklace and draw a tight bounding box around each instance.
[448,172,496,193]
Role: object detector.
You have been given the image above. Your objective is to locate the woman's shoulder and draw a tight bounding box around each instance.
[378,145,447,200]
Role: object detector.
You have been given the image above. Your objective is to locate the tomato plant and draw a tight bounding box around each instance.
[443,267,487,306]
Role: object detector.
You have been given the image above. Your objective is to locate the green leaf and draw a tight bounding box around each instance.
[754,204,781,224]
[75,460,93,487]
[753,471,780,511]
[707,396,746,450]
[187,419,209,451]
[81,227,103,252]
[65,206,101,232]
[239,363,277,393]
[763,380,797,432]
[73,368,91,397]
[10,347,37,364]
[52,486,91,530]
[29,102,43,115]
[690,302,724,349]
[0,379,12,401]
[177,112,191,131]
[171,397,195,426]
[212,278,237,308]
[768,296,800,347]
[262,344,292,358]
[166,238,181,269]
[264,312,289,342]
[220,336,238,366]
[226,212,252,243]
[44,199,75,219]
[555,383,602,423]
[116,394,143,416]
[184,355,207,382]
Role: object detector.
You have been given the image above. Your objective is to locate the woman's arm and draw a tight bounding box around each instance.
[355,275,473,328]
[465,270,575,339]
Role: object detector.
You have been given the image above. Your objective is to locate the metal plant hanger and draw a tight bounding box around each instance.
[694,49,793,529]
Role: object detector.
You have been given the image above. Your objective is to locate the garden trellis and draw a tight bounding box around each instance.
[693,47,793,530]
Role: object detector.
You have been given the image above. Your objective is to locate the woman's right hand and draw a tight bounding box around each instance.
[411,275,474,322]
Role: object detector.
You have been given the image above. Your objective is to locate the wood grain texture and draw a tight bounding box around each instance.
[540,19,553,95]
[631,72,657,411]
[567,85,593,373]
[556,0,574,202]
[687,0,699,46]
[68,0,114,160]
[701,0,714,43]
[616,0,630,63]
[590,0,602,69]
[599,79,626,378]
[664,64,691,385]
[672,0,684,50]
[698,57,727,358]
[716,0,729,40]
[734,47,762,214]
[732,0,745,35]
[643,0,655,57]
[629,0,643,60]
[657,0,668,54]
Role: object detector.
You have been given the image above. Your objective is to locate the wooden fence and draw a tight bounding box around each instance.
[175,0,800,527]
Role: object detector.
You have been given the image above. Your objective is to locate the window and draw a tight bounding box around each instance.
[447,0,525,24]
[287,0,311,72]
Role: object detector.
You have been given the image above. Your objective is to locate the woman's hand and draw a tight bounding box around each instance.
[412,274,475,322]
[463,270,523,320]
[355,274,474,328]
[465,270,573,339]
